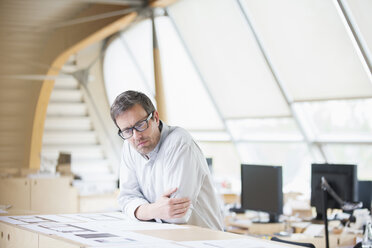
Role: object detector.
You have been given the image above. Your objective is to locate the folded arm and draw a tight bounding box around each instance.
[135,187,191,221]
[118,151,149,220]
[160,142,206,224]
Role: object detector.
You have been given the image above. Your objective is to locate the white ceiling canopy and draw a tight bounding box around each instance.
[168,0,291,119]
[119,18,225,130]
[242,0,372,102]
[103,38,156,106]
[121,20,156,96]
[343,0,372,69]
[155,17,225,130]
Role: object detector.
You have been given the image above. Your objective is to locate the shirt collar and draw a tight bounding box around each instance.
[145,121,169,161]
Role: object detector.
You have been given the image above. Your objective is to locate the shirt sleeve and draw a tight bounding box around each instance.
[118,144,149,221]
[162,140,206,224]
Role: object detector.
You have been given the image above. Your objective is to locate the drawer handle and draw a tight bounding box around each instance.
[7,233,10,241]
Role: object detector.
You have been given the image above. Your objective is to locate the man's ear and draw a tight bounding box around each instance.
[153,110,160,125]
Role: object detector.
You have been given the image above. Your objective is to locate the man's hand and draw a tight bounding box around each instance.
[153,187,191,219]
[135,187,191,221]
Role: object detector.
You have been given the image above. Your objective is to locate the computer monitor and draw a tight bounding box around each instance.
[241,164,283,223]
[358,181,372,211]
[311,163,358,220]
[206,157,213,174]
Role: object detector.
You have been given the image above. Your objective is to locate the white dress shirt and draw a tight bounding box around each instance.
[118,122,224,230]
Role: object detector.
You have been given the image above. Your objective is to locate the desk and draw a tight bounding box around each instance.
[279,233,358,248]
[225,214,286,235]
[225,214,359,248]
[0,212,300,248]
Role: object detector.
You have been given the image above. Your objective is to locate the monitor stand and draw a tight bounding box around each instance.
[253,213,280,223]
[229,207,245,214]
[268,213,280,223]
[311,212,324,224]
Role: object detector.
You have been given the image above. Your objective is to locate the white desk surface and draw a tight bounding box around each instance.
[0,212,299,248]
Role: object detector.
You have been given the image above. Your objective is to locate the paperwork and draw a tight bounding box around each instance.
[51,231,167,246]
[179,238,290,248]
[303,224,325,236]
[87,243,188,248]
[0,212,188,247]
[0,213,291,247]
[74,220,187,232]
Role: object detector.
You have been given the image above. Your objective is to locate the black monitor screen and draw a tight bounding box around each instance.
[241,164,283,222]
[206,158,213,174]
[311,163,358,218]
[358,181,372,211]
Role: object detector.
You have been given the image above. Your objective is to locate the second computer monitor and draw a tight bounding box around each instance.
[311,163,358,219]
[358,180,372,211]
[241,164,283,223]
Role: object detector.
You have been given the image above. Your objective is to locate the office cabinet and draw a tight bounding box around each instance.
[39,235,80,248]
[0,178,30,210]
[0,222,5,248]
[0,222,38,248]
[30,177,78,213]
[0,177,78,214]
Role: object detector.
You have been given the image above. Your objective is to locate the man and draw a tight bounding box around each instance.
[110,90,223,230]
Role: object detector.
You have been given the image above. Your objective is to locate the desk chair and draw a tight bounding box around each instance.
[271,237,316,248]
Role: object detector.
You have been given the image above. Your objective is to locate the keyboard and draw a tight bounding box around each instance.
[229,207,245,214]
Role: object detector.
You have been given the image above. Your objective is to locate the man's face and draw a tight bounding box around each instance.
[115,104,160,155]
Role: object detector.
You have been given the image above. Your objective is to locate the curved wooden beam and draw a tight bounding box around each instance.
[29,7,137,169]
[151,10,167,123]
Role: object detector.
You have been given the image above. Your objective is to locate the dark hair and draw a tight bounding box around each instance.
[110,90,156,127]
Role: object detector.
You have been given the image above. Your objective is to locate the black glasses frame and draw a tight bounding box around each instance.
[117,112,153,140]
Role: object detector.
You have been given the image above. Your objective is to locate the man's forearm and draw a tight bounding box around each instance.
[134,194,191,221]
[134,203,154,221]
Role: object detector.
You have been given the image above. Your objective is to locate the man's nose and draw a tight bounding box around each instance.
[132,129,142,139]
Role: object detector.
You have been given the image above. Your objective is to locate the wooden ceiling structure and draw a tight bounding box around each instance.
[0,0,174,169]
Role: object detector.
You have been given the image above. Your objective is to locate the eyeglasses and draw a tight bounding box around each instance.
[118,112,153,140]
